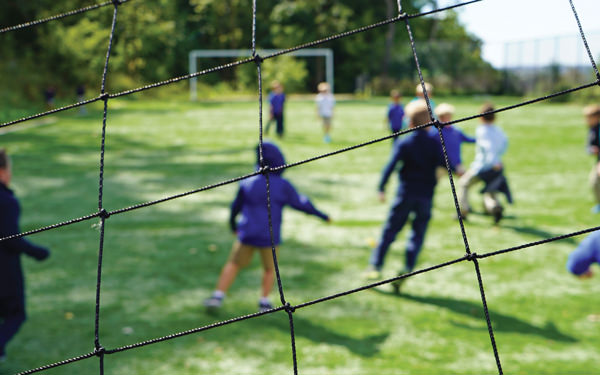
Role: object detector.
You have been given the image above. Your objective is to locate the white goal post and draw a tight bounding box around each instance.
[188,48,334,101]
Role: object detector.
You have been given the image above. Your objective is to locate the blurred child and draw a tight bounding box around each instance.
[583,104,600,213]
[387,89,404,142]
[44,86,56,110]
[266,81,285,137]
[204,142,330,312]
[0,149,50,361]
[567,230,600,278]
[365,100,444,293]
[403,82,435,129]
[430,103,475,176]
[76,84,87,115]
[458,103,510,224]
[316,82,335,143]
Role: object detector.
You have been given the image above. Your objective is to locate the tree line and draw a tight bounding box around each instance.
[1,0,503,105]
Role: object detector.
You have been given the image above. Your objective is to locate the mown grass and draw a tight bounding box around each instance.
[0,94,599,375]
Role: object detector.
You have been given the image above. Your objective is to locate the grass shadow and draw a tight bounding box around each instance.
[399,293,577,343]
[256,313,389,357]
[501,224,577,245]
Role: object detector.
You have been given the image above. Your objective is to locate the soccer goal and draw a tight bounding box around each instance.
[188,48,334,101]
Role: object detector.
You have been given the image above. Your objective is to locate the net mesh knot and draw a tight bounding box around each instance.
[466,252,478,261]
[99,209,111,219]
[259,165,271,175]
[284,302,295,313]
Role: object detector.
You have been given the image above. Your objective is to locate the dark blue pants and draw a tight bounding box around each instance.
[0,294,26,356]
[370,196,433,272]
[273,112,284,137]
[265,113,284,137]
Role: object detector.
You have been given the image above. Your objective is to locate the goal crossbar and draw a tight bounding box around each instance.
[188,48,334,100]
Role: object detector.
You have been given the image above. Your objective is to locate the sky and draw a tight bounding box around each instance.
[432,0,600,68]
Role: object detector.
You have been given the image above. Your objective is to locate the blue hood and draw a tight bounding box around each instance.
[256,142,286,175]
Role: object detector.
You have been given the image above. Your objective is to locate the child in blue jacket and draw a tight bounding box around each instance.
[204,142,329,312]
[0,149,50,361]
[365,100,444,293]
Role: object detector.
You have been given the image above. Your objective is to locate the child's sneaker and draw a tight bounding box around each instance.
[203,295,223,309]
[258,300,274,313]
[492,206,503,225]
[592,204,600,214]
[362,267,382,281]
[391,270,408,294]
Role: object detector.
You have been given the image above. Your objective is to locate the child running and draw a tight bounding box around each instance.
[315,82,335,143]
[204,142,330,312]
[458,102,511,224]
[365,99,444,293]
[430,103,475,176]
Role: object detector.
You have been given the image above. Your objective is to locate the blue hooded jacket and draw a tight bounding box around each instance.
[0,183,50,298]
[229,142,329,247]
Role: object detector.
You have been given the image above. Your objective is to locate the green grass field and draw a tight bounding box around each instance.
[1,95,599,375]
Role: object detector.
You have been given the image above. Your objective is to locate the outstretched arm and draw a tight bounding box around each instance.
[378,143,403,193]
[284,181,329,221]
[460,130,476,143]
[0,200,49,260]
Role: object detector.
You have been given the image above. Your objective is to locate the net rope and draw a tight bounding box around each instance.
[0,0,598,374]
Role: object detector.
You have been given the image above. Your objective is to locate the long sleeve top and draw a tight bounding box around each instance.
[229,142,328,247]
[470,123,508,174]
[378,129,445,200]
[430,126,475,169]
[0,183,49,297]
[387,103,405,133]
[269,92,285,115]
[230,175,328,247]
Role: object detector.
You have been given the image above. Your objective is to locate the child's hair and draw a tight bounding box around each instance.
[390,89,401,98]
[415,82,433,96]
[434,103,454,118]
[583,104,600,117]
[0,149,8,169]
[317,82,330,93]
[480,102,495,122]
[271,80,282,90]
[406,99,430,127]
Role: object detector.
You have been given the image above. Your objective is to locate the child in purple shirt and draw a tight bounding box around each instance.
[430,103,475,176]
[266,81,285,137]
[204,142,329,312]
[387,90,405,141]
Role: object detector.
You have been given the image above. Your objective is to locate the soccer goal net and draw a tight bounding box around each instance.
[188,48,334,100]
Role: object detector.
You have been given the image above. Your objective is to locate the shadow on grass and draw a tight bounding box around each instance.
[399,293,577,343]
[262,313,389,357]
[501,224,577,245]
